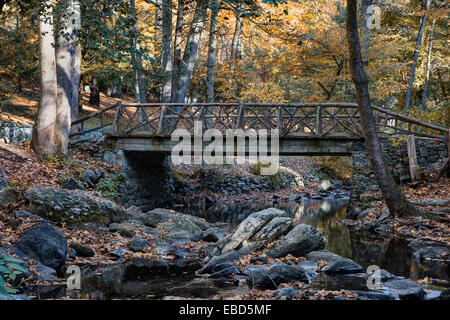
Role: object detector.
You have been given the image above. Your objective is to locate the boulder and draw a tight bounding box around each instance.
[222,208,285,253]
[199,250,242,274]
[62,178,81,190]
[129,237,148,252]
[266,224,325,258]
[161,219,203,242]
[250,217,292,244]
[210,261,240,278]
[137,208,214,231]
[14,210,46,222]
[69,242,95,257]
[305,250,363,274]
[246,264,309,290]
[24,186,127,226]
[17,223,67,271]
[413,246,448,262]
[382,279,426,300]
[0,186,17,206]
[276,287,301,300]
[318,180,333,192]
[110,248,128,258]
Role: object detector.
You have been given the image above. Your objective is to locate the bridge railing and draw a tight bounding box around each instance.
[103,102,364,137]
[70,102,449,143]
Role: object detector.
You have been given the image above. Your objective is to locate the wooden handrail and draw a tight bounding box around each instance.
[71,103,118,126]
[69,102,449,142]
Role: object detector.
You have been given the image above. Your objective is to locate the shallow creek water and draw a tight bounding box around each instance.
[57,198,447,300]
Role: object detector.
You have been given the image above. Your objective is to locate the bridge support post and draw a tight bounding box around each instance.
[119,151,173,210]
[406,135,421,182]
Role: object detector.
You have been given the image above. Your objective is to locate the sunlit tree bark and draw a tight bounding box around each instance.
[32,1,57,155]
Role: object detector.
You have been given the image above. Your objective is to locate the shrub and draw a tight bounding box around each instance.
[95,171,127,200]
[0,255,28,295]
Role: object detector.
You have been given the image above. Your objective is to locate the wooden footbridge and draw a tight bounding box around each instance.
[71,102,449,156]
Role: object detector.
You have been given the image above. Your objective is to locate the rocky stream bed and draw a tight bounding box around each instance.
[1,176,449,300]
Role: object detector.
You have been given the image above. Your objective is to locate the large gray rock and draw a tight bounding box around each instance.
[318,180,333,192]
[382,279,426,300]
[161,219,203,242]
[0,187,17,206]
[413,246,449,262]
[136,208,213,231]
[246,264,309,290]
[129,237,149,252]
[199,250,242,274]
[17,223,67,271]
[306,250,363,274]
[266,224,325,258]
[222,208,285,253]
[251,217,292,244]
[24,186,127,226]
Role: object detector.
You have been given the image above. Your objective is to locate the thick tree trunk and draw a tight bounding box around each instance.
[160,0,173,103]
[55,0,75,154]
[404,0,432,114]
[206,0,219,104]
[173,0,207,103]
[422,19,435,113]
[32,1,57,155]
[346,0,420,218]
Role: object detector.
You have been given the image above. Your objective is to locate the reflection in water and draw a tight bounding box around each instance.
[180,198,352,258]
[181,199,449,282]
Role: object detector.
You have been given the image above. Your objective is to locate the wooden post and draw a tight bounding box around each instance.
[157,105,166,134]
[407,135,422,181]
[315,106,322,136]
[277,106,283,134]
[112,103,122,134]
[235,100,245,129]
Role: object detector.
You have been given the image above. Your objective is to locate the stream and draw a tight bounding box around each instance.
[49,197,448,300]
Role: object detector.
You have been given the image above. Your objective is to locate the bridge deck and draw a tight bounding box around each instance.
[107,132,362,156]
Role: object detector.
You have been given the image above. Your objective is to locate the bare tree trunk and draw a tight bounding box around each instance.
[404,0,432,114]
[173,0,207,103]
[160,0,173,103]
[71,0,81,135]
[55,0,75,154]
[346,0,420,218]
[129,0,148,127]
[360,0,372,64]
[155,0,163,44]
[228,6,243,97]
[422,19,435,113]
[32,1,57,155]
[206,0,219,104]
[230,7,243,63]
[171,0,184,102]
[89,77,100,107]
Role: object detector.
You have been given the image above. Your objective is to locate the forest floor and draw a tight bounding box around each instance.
[0,86,132,126]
